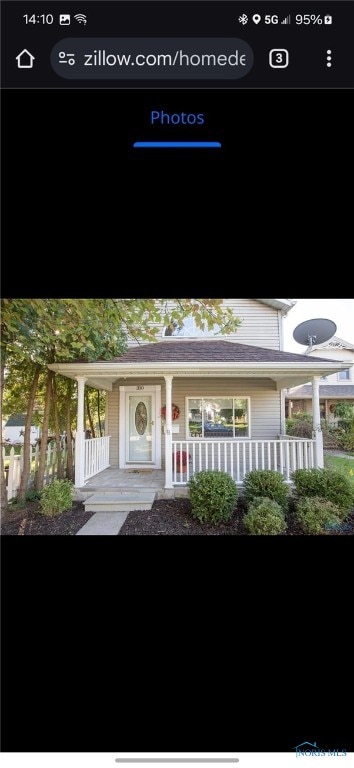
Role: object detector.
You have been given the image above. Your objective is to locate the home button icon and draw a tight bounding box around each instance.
[16,49,35,69]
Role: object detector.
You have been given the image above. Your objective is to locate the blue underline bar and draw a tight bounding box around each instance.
[133,141,222,149]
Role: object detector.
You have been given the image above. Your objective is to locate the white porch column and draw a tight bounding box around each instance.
[75,376,87,488]
[164,375,173,489]
[312,376,323,468]
[280,390,286,435]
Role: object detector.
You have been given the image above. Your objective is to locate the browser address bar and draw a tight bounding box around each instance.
[50,38,254,79]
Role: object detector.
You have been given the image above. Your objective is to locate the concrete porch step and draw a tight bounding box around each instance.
[83,490,156,513]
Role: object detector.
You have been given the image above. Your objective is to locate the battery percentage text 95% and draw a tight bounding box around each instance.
[295,14,328,24]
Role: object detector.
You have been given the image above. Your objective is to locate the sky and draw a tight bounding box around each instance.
[283,299,354,353]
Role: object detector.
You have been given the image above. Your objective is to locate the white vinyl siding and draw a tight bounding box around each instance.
[304,347,354,385]
[106,377,281,468]
[126,299,281,350]
[211,299,281,350]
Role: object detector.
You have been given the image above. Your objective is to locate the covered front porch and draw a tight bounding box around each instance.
[48,339,348,494]
[80,434,316,493]
[83,466,165,493]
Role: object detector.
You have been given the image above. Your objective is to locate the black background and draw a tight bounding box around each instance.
[1,0,354,757]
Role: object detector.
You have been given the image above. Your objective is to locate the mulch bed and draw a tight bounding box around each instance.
[119,498,354,536]
[120,499,244,536]
[2,498,353,536]
[1,500,94,536]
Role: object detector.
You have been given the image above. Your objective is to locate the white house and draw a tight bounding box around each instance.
[3,413,40,444]
[48,299,348,496]
[286,336,354,421]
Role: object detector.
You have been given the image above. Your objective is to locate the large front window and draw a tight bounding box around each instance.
[187,397,250,438]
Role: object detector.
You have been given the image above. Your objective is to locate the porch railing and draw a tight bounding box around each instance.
[84,436,111,481]
[172,439,315,485]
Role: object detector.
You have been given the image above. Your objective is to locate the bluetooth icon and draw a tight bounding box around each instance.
[238,13,248,25]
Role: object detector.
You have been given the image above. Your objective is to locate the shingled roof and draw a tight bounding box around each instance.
[95,340,334,365]
[286,385,354,399]
[5,413,27,426]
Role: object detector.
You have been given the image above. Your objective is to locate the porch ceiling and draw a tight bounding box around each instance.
[48,360,348,391]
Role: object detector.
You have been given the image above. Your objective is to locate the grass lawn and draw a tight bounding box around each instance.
[324,454,354,487]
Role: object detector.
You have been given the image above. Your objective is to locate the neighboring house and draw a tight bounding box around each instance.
[3,413,40,444]
[48,299,348,494]
[286,336,354,421]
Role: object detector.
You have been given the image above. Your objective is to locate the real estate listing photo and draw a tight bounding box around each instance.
[2,298,354,536]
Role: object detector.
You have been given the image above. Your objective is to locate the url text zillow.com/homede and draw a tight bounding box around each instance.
[83,50,247,67]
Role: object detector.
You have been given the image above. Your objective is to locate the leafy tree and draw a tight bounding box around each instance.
[2,299,127,500]
[108,299,241,342]
[1,300,44,508]
[2,298,241,503]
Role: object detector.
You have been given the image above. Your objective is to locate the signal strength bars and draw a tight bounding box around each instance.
[281,14,291,24]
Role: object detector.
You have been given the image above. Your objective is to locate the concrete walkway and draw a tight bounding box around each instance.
[324,450,354,459]
[76,511,128,535]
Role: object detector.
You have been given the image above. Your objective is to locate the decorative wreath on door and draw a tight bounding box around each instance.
[161,404,180,421]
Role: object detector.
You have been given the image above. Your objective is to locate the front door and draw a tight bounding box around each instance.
[119,384,161,468]
[126,393,155,463]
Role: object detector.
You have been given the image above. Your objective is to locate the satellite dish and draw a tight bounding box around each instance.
[293,318,337,349]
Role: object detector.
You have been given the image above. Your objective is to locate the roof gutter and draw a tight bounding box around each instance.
[257,299,296,315]
[48,360,348,375]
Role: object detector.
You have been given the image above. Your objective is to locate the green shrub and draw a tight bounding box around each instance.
[332,402,354,420]
[287,412,313,424]
[26,489,41,502]
[40,479,74,517]
[323,425,341,449]
[286,413,313,437]
[292,468,353,515]
[294,496,342,535]
[243,470,289,510]
[337,420,352,433]
[244,497,287,535]
[188,470,237,525]
[286,416,334,441]
[340,431,354,452]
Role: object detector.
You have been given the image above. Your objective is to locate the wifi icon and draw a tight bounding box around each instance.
[74,13,87,24]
